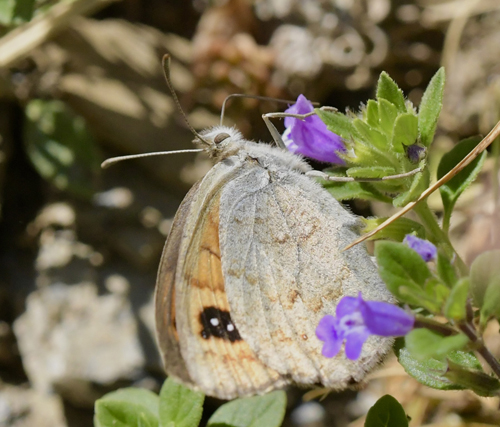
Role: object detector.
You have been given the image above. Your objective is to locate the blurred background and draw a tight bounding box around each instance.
[1,0,500,426]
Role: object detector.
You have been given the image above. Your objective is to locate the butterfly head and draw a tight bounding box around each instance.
[195,126,245,159]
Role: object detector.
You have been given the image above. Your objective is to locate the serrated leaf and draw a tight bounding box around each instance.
[207,391,286,427]
[405,329,469,361]
[378,99,398,138]
[366,100,379,129]
[469,250,500,308]
[437,137,487,226]
[316,108,355,141]
[393,167,429,207]
[353,119,388,151]
[419,67,445,147]
[24,99,102,199]
[395,338,483,390]
[94,388,159,427]
[346,166,396,179]
[361,217,425,242]
[443,278,469,321]
[436,251,458,288]
[376,72,406,113]
[159,377,204,427]
[375,241,432,305]
[364,395,408,427]
[391,113,418,153]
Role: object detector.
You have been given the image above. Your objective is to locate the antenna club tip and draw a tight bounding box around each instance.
[101,160,111,169]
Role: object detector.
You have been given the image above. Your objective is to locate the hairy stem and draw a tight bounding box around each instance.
[459,322,500,379]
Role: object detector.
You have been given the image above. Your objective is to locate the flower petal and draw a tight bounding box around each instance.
[321,336,343,358]
[336,296,360,318]
[316,315,337,341]
[283,94,345,163]
[361,300,415,336]
[403,234,437,262]
[344,328,370,360]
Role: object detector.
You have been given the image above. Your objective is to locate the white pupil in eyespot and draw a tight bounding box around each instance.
[227,323,234,332]
[210,318,219,326]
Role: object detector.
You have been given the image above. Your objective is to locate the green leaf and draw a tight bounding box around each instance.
[378,99,398,138]
[207,391,286,427]
[364,395,408,427]
[443,278,469,321]
[424,278,450,309]
[480,276,500,325]
[375,241,432,305]
[391,113,418,153]
[159,377,204,427]
[0,0,35,25]
[346,166,396,179]
[316,108,355,141]
[353,119,388,151]
[323,180,392,203]
[94,388,159,427]
[393,168,429,207]
[444,360,500,397]
[418,67,445,147]
[395,338,483,390]
[437,137,487,226]
[376,72,406,113]
[436,251,458,288]
[24,99,102,199]
[366,99,379,129]
[361,217,425,242]
[405,329,469,361]
[469,250,500,308]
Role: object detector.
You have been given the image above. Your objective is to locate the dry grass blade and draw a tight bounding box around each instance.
[0,0,120,69]
[344,118,500,251]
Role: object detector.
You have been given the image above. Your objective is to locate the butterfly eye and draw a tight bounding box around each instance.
[214,133,230,144]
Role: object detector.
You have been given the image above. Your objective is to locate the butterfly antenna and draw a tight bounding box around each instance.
[162,54,209,145]
[101,148,203,169]
[220,94,320,126]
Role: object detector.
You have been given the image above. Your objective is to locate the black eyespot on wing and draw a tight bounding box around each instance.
[200,306,242,342]
[214,133,230,144]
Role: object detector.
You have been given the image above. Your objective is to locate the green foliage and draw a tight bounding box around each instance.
[437,137,487,231]
[159,377,204,427]
[392,113,418,152]
[207,391,286,427]
[94,388,159,427]
[376,72,406,113]
[443,278,469,321]
[418,67,445,147]
[375,241,434,307]
[395,338,483,391]
[405,329,469,361]
[24,99,102,199]
[436,251,458,288]
[361,217,425,242]
[0,0,35,26]
[470,250,500,326]
[444,360,500,397]
[364,395,408,427]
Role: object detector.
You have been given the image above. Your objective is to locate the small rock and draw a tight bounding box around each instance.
[13,283,144,406]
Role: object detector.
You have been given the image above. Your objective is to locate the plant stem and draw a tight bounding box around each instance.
[413,201,468,276]
[459,322,500,379]
[414,316,457,336]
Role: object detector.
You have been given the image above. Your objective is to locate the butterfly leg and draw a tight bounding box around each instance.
[306,168,422,182]
[262,111,316,150]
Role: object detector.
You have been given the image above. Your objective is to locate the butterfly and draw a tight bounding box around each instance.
[153,119,395,399]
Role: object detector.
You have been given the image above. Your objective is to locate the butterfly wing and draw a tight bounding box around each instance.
[157,158,288,400]
[219,163,394,389]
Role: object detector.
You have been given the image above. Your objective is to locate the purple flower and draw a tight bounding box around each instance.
[316,293,414,360]
[403,234,437,262]
[282,94,345,164]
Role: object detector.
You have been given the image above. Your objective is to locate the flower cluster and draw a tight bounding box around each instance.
[282,94,345,164]
[316,293,414,360]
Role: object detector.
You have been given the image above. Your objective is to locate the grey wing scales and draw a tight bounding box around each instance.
[219,168,394,389]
